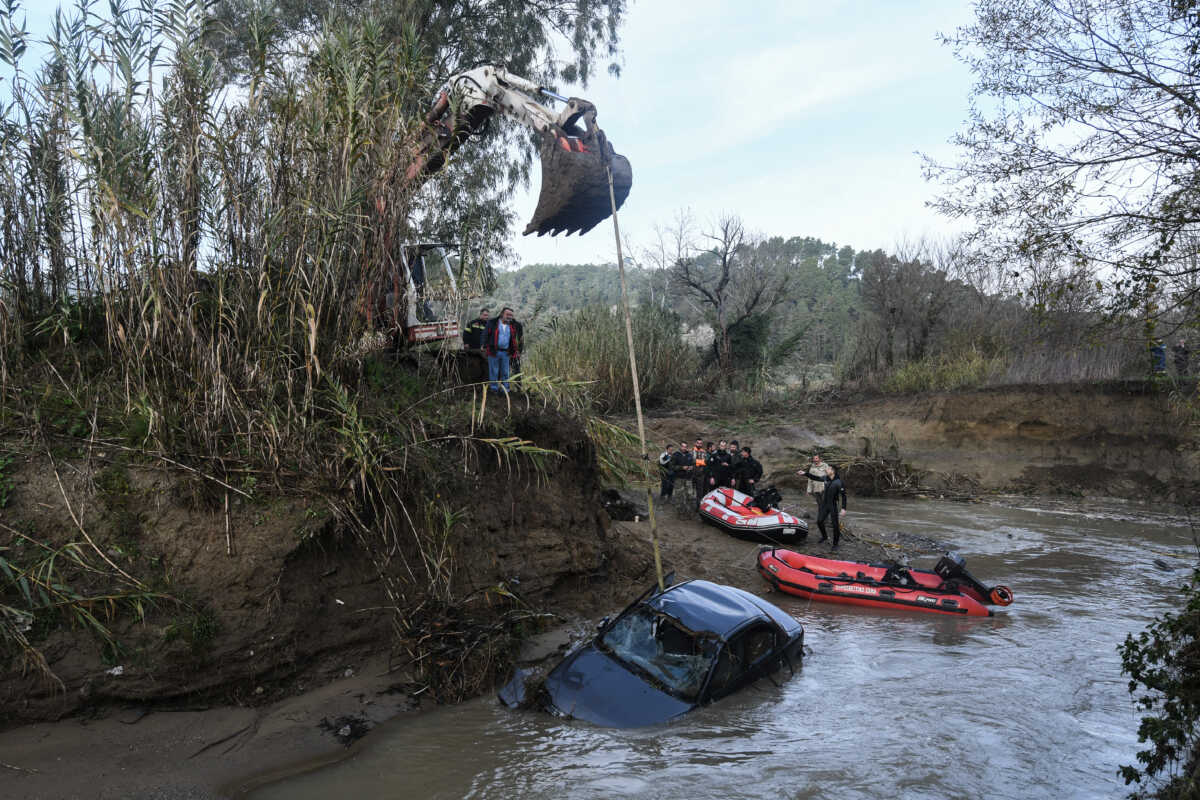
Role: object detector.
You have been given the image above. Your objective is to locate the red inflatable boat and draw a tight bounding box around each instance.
[699,487,808,544]
[758,548,1014,617]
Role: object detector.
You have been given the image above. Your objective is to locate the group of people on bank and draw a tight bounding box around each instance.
[658,442,849,550]
[658,439,763,504]
[463,306,524,394]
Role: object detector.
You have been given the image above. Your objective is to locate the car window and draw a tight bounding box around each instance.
[706,623,779,700]
[600,606,718,702]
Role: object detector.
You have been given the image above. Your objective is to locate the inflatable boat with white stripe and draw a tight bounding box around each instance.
[698,487,808,544]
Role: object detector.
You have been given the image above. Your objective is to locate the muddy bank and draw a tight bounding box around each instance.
[0,407,620,729]
[0,490,904,800]
[641,382,1200,505]
[2,382,1195,798]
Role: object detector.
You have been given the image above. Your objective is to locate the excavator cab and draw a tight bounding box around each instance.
[378,244,461,345]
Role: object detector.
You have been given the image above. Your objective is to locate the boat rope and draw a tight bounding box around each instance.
[607,164,665,593]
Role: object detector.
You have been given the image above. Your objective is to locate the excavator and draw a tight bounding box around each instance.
[372,65,633,347]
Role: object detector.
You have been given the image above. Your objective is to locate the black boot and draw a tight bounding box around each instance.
[817,520,828,543]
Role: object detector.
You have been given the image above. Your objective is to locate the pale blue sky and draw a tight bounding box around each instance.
[514,0,978,266]
[9,0,977,267]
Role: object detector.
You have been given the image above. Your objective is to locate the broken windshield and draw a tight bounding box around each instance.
[599,606,719,702]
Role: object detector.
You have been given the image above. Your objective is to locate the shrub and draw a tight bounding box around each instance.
[526,305,699,412]
[1120,567,1200,799]
[881,349,1006,394]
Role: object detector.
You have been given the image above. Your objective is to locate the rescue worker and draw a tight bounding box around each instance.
[817,463,847,549]
[691,438,708,504]
[736,446,762,494]
[707,441,732,490]
[728,440,743,484]
[483,307,520,393]
[658,443,677,502]
[462,307,489,349]
[673,440,693,482]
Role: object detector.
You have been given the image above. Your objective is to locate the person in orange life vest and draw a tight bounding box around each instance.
[691,438,708,504]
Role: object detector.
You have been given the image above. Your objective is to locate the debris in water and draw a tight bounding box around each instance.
[319,714,372,746]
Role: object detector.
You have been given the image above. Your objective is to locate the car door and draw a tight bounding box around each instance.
[703,621,782,702]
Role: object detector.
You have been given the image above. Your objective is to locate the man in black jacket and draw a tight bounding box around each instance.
[658,443,677,502]
[462,307,489,349]
[736,446,762,493]
[707,441,732,489]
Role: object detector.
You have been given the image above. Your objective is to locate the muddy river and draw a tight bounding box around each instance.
[249,497,1195,799]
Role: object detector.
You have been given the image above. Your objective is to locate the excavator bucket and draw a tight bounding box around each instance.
[524,105,632,237]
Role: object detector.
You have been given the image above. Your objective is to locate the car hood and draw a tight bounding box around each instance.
[543,643,693,727]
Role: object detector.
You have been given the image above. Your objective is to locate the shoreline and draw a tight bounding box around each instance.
[6,489,1190,800]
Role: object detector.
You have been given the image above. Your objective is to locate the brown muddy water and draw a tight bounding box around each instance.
[248,497,1195,799]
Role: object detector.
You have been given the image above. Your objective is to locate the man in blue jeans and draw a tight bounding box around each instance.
[483,306,521,392]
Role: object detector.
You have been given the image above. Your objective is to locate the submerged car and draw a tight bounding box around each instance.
[501,577,804,727]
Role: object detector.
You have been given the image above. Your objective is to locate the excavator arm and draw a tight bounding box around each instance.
[401,65,632,236]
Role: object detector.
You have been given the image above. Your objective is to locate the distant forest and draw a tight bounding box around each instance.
[480,236,860,368]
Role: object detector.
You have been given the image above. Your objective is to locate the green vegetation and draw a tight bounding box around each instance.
[527,305,698,412]
[1121,566,1200,799]
[0,526,161,681]
[0,0,629,695]
[0,452,13,508]
[882,350,1007,394]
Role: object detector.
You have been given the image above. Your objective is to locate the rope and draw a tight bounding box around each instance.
[607,165,665,592]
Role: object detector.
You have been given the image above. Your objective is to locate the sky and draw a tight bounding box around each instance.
[511,0,979,267]
[10,0,979,269]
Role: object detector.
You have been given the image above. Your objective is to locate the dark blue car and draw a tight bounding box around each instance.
[506,578,804,727]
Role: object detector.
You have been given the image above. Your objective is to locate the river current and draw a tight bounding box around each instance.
[250,496,1196,799]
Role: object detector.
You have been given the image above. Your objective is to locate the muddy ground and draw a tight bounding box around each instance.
[1,382,1196,799]
[0,493,906,800]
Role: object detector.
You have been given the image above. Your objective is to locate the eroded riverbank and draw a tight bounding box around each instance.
[248,496,1198,800]
[4,493,1195,799]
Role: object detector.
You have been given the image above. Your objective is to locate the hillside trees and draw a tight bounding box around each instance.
[928,0,1200,323]
[667,215,790,383]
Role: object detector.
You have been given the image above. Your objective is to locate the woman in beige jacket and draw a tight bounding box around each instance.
[799,455,827,511]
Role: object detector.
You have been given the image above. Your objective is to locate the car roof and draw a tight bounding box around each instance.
[645,579,775,639]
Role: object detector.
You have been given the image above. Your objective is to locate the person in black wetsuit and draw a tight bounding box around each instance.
[817,464,847,549]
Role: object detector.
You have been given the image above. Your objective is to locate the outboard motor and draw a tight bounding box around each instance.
[752,486,782,512]
[934,552,1014,606]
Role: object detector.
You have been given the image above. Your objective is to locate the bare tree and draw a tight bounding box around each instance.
[668,214,790,382]
[927,0,1200,317]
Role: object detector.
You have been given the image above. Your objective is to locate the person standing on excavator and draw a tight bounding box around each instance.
[463,307,489,350]
[484,307,520,393]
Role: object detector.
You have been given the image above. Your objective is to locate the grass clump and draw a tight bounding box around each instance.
[526,305,699,412]
[881,349,1006,394]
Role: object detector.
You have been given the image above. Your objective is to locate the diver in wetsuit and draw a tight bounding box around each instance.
[817,464,847,549]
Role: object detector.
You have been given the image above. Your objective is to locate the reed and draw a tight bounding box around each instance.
[0,1,575,691]
[525,305,699,412]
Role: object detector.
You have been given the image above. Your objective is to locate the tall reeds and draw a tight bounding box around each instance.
[526,305,699,413]
[0,0,556,686]
[0,0,441,468]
